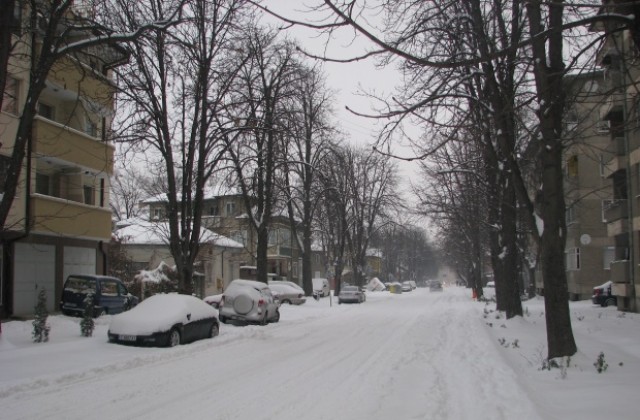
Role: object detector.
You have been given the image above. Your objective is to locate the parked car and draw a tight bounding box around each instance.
[269,282,306,305]
[108,293,219,347]
[203,294,223,309]
[402,281,413,292]
[338,285,366,304]
[486,281,495,288]
[312,278,330,297]
[592,281,617,307]
[429,281,443,292]
[219,279,280,325]
[60,274,138,317]
[269,280,304,294]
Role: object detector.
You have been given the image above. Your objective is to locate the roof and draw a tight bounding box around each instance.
[115,221,243,248]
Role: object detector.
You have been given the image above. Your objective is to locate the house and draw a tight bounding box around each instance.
[143,192,303,284]
[591,1,640,311]
[0,3,127,317]
[115,221,244,297]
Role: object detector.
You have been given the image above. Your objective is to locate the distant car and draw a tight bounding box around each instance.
[203,294,223,309]
[269,280,304,294]
[60,274,138,317]
[401,281,413,292]
[269,282,306,305]
[429,281,443,292]
[338,285,365,304]
[108,294,219,347]
[312,278,330,297]
[219,279,280,325]
[592,281,617,307]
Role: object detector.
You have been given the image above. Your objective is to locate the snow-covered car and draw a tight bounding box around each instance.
[60,274,138,317]
[203,294,223,309]
[269,280,304,293]
[338,285,365,304]
[401,281,413,292]
[108,293,219,347]
[592,281,617,307]
[219,279,280,325]
[312,278,330,297]
[269,283,306,305]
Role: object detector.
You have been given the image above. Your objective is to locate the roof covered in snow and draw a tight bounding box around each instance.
[115,221,243,249]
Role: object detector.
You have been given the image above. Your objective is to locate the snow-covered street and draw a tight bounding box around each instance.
[1,287,639,420]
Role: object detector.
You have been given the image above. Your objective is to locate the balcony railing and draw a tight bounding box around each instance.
[610,259,630,284]
[33,117,114,173]
[31,194,112,240]
[604,199,628,223]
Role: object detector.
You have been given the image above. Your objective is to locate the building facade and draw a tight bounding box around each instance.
[0,3,126,316]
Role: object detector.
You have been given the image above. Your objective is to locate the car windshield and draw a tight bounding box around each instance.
[64,277,96,294]
[343,286,358,292]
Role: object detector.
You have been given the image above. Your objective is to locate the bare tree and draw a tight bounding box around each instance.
[110,165,149,222]
[113,0,247,293]
[224,26,301,283]
[281,64,334,295]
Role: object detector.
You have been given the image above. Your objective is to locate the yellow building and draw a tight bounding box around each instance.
[0,3,127,316]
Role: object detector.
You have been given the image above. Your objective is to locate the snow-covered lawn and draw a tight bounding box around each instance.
[1,287,639,419]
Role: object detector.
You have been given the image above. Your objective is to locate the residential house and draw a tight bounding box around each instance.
[143,192,303,285]
[115,221,244,298]
[1,3,127,317]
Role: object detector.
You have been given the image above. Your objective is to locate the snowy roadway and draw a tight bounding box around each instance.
[4,287,638,419]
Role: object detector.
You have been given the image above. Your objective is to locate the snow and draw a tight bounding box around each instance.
[115,220,243,248]
[1,287,639,419]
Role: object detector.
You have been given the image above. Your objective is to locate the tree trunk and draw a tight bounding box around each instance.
[256,226,269,283]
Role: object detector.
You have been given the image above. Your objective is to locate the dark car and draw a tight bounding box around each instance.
[592,281,617,307]
[108,294,219,347]
[60,274,138,317]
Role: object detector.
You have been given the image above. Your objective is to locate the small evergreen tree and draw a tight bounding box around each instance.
[80,293,95,337]
[32,288,50,343]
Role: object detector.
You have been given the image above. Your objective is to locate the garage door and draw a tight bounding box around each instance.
[63,246,96,282]
[14,243,56,316]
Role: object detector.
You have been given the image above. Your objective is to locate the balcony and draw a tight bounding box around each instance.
[605,200,629,236]
[31,195,112,240]
[600,91,624,121]
[33,117,114,173]
[610,259,630,284]
[602,137,627,178]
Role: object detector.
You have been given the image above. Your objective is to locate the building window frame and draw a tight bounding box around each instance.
[566,247,581,271]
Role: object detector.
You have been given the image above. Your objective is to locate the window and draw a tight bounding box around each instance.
[566,247,580,271]
[83,185,94,205]
[209,205,219,216]
[38,103,54,120]
[35,173,50,195]
[566,155,578,178]
[603,246,615,270]
[11,3,22,34]
[153,208,161,220]
[596,119,610,133]
[85,119,98,137]
[1,77,19,115]
[565,111,578,133]
[565,205,577,225]
[225,202,236,216]
[268,230,278,246]
[602,199,614,222]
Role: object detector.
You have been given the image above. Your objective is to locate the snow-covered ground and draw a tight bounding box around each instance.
[1,287,639,420]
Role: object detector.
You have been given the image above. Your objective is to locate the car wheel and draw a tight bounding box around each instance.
[219,315,227,324]
[271,309,280,323]
[168,328,181,347]
[604,298,616,307]
[282,299,291,305]
[208,322,219,338]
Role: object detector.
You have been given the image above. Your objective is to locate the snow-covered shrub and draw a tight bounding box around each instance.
[32,289,50,343]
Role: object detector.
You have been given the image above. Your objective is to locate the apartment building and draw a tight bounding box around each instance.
[0,4,126,316]
[592,0,640,312]
[563,72,615,301]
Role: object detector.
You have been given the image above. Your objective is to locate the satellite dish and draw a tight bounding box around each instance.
[580,234,591,245]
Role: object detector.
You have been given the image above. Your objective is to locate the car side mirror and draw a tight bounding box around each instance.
[186,313,191,321]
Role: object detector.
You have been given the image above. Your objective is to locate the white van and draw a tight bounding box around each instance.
[312,278,330,297]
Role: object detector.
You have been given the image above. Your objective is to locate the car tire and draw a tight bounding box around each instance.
[604,298,616,307]
[282,299,291,305]
[168,328,181,347]
[208,322,220,338]
[271,309,280,323]
[219,315,227,324]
